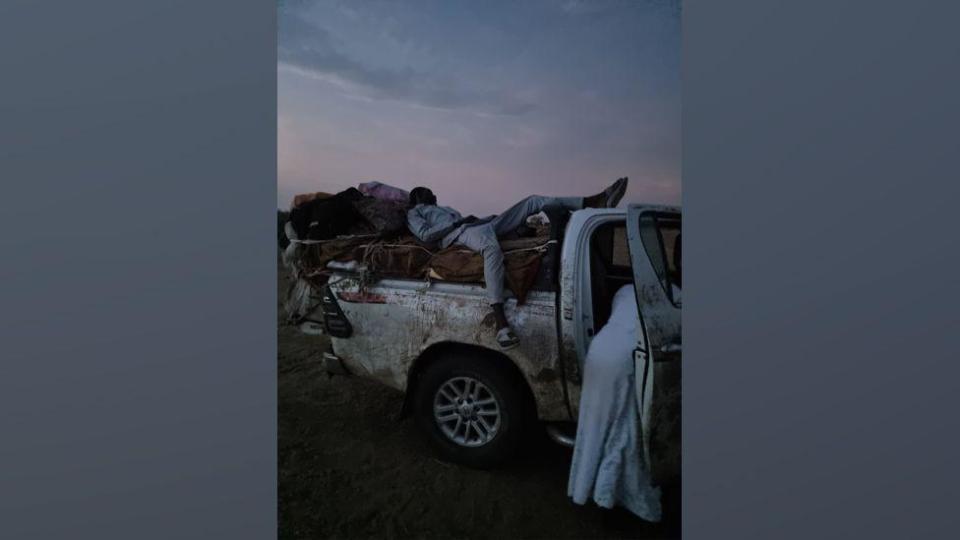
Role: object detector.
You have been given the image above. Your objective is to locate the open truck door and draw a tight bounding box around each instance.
[625,205,681,485]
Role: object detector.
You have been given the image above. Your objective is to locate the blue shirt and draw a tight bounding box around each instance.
[406,204,493,248]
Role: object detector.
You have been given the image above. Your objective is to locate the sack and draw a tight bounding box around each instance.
[352,197,408,237]
[358,181,409,203]
[291,191,333,209]
[289,188,368,240]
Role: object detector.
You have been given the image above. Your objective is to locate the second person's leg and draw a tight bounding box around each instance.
[488,177,629,237]
[489,195,583,236]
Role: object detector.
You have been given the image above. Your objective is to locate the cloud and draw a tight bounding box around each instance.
[560,0,680,19]
[278,9,536,117]
[560,0,608,15]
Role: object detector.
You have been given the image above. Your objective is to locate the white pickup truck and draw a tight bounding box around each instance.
[295,204,680,479]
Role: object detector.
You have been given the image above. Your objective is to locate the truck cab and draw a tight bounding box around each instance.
[558,205,681,483]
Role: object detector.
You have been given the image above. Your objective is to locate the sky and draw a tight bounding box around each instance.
[278,0,680,215]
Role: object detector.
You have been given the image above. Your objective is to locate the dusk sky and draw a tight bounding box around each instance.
[278,0,680,215]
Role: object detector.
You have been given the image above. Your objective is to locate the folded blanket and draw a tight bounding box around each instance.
[427,237,550,304]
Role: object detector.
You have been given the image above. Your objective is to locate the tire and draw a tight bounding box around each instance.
[414,351,530,468]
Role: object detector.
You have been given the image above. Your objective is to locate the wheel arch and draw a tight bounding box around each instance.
[399,341,537,421]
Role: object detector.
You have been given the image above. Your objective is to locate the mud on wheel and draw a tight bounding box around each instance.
[414,351,530,468]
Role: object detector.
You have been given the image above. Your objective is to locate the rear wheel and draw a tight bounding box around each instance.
[414,352,529,468]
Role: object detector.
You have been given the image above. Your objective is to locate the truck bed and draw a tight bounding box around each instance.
[316,276,574,422]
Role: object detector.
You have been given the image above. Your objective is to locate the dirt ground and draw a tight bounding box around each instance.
[278,265,680,539]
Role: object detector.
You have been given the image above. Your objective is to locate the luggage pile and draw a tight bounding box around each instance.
[282,182,554,323]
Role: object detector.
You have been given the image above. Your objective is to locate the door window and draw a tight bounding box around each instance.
[638,213,681,306]
[588,220,633,332]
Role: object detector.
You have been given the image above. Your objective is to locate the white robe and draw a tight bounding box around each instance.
[567,285,662,521]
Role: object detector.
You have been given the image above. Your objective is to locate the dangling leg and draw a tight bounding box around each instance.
[457,224,519,350]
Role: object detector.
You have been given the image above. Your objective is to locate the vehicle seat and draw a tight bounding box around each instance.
[590,238,613,333]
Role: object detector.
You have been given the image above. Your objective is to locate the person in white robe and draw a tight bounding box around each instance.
[567,284,662,521]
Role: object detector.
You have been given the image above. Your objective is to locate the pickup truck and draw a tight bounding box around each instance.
[295,204,681,480]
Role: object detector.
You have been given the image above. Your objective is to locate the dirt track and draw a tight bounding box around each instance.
[278,265,680,539]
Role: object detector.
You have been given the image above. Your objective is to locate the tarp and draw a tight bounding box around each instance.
[427,237,549,304]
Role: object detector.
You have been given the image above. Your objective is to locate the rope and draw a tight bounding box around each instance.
[288,234,380,246]
[444,239,557,255]
[365,243,434,255]
[295,237,555,287]
[504,239,558,254]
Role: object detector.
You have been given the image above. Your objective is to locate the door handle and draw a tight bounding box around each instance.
[660,341,681,354]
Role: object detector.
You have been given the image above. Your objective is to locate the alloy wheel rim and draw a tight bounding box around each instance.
[433,376,501,447]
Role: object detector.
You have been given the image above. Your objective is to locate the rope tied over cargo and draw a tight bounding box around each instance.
[288,233,380,246]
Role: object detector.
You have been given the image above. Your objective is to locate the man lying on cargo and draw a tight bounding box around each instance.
[406,178,629,350]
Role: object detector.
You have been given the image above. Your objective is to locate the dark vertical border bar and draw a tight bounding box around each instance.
[0,2,276,538]
[685,0,960,537]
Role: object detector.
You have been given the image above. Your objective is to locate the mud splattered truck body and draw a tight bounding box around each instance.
[298,204,680,476]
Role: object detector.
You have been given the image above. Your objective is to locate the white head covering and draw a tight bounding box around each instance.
[606,284,639,331]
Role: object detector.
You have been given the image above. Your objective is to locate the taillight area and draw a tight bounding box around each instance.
[321,285,353,338]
